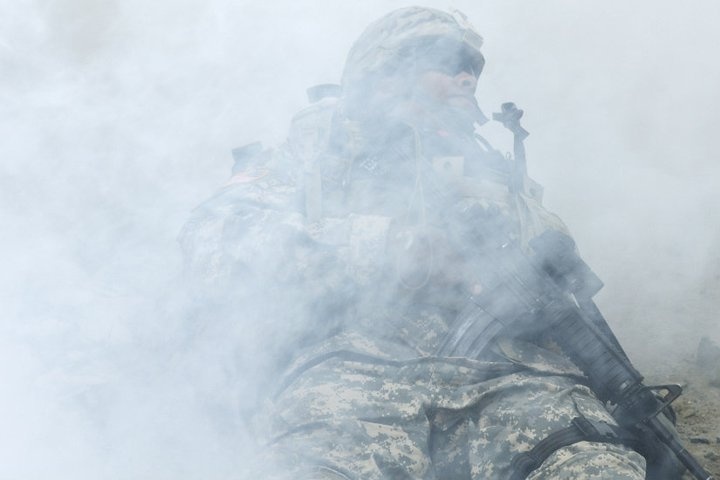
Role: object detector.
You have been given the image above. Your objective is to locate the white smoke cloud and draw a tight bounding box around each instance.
[1,1,718,478]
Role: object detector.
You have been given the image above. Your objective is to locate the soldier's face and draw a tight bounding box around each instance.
[372,44,483,127]
[415,69,478,112]
[407,41,482,113]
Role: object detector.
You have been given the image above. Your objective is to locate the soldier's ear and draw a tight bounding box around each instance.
[361,74,414,113]
[373,73,410,96]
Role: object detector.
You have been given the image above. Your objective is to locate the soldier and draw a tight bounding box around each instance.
[180,7,686,480]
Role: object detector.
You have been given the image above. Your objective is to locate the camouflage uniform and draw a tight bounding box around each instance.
[180,7,648,480]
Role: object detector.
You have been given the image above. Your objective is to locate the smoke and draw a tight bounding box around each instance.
[1,1,719,478]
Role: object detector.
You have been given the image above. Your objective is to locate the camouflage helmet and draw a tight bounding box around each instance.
[341,7,485,121]
[342,7,485,91]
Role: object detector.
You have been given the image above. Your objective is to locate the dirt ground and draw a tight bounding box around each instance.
[609,275,720,478]
[649,328,720,478]
[673,362,720,478]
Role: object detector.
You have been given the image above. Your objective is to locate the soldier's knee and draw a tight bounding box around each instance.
[527,441,646,480]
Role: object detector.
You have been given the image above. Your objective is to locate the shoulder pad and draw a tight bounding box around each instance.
[231,141,264,174]
[225,142,282,187]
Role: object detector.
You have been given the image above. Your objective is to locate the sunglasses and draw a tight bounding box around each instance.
[420,51,484,77]
[400,38,485,78]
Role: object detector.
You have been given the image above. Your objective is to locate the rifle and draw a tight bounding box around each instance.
[436,228,713,479]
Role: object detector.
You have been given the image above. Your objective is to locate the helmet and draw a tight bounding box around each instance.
[341,7,485,121]
[342,8,484,91]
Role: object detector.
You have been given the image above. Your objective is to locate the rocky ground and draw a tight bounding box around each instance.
[616,286,720,477]
[674,359,720,478]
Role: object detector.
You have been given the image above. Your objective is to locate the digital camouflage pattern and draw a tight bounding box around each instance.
[262,331,646,479]
[180,149,649,479]
[341,8,484,97]
[180,6,651,479]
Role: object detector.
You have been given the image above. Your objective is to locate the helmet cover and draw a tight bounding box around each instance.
[342,7,484,90]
